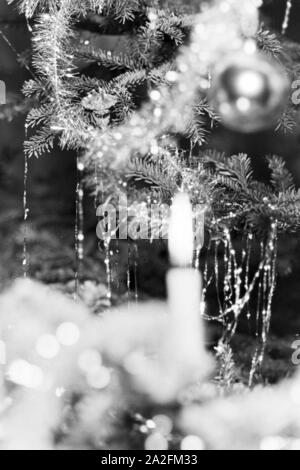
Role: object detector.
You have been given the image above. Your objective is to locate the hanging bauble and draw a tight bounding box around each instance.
[208,51,290,133]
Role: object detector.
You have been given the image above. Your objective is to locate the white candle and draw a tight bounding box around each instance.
[165,192,210,372]
[168,192,194,268]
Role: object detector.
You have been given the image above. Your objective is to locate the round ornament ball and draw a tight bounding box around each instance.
[208,52,290,133]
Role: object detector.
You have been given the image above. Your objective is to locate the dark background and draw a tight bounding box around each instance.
[1,0,300,347]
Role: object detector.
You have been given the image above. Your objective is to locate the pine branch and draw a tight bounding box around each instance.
[22,79,49,99]
[267,155,295,193]
[68,76,109,96]
[187,100,220,145]
[155,15,185,45]
[256,29,283,57]
[275,109,297,134]
[103,0,142,23]
[128,153,180,196]
[26,103,53,128]
[7,0,60,18]
[24,126,56,158]
[76,47,141,71]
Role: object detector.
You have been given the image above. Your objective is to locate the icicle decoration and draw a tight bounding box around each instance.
[94,162,99,210]
[213,240,223,321]
[104,238,112,303]
[249,222,278,386]
[203,222,278,376]
[282,0,293,35]
[126,242,139,305]
[114,239,120,294]
[132,242,139,303]
[22,135,29,278]
[0,29,36,278]
[127,243,132,305]
[202,236,212,301]
[94,161,116,304]
[74,156,85,297]
[245,233,253,323]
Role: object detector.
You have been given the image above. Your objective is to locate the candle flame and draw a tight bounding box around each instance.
[168,193,194,267]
